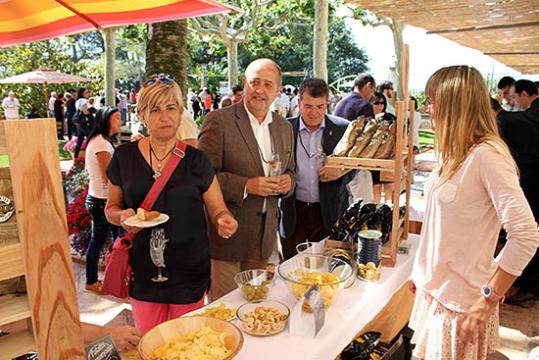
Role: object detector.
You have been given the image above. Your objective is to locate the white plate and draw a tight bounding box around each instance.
[123,213,169,228]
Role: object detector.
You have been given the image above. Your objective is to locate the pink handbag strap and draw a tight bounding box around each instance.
[124,141,187,240]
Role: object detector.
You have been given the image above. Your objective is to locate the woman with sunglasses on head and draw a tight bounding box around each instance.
[409,66,539,359]
[370,91,396,203]
[84,106,123,293]
[105,74,238,332]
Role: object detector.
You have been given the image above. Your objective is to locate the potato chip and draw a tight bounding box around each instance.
[152,326,230,360]
[196,304,236,321]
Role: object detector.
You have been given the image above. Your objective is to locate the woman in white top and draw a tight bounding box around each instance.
[84,106,122,293]
[409,66,539,359]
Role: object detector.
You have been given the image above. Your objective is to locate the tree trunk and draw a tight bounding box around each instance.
[146,20,189,100]
[389,19,404,100]
[103,28,116,106]
[227,40,239,89]
[313,0,329,82]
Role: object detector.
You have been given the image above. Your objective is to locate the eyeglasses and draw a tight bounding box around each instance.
[303,104,327,111]
[143,73,175,87]
[373,101,385,105]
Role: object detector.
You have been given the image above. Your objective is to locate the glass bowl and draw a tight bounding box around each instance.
[234,269,275,302]
[296,241,325,256]
[236,300,290,336]
[277,254,353,312]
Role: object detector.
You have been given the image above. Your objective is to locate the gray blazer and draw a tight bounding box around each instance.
[198,101,295,261]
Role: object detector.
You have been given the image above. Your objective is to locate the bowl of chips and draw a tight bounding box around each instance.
[234,269,275,302]
[138,316,243,360]
[278,255,353,312]
[236,300,290,336]
[190,304,237,321]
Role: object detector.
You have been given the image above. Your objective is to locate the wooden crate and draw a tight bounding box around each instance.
[0,119,85,359]
[325,100,415,267]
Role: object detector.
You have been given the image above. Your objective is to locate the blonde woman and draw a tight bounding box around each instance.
[409,66,539,360]
[105,74,238,332]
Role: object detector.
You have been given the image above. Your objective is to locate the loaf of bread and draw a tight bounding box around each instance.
[333,116,366,157]
[374,123,396,159]
[136,208,160,221]
[347,119,377,158]
[359,121,388,158]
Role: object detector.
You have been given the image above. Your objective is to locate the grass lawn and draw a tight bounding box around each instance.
[0,155,8,167]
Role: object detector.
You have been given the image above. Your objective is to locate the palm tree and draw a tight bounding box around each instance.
[146,20,189,98]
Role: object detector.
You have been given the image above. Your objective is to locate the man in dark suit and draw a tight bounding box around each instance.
[199,59,295,300]
[279,78,352,260]
[498,79,539,305]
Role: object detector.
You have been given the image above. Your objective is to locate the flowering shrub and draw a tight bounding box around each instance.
[63,158,89,197]
[63,136,87,153]
[67,188,91,256]
[63,158,91,256]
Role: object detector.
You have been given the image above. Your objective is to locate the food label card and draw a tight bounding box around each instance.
[86,335,121,360]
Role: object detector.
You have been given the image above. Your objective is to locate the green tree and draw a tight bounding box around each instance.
[0,39,102,117]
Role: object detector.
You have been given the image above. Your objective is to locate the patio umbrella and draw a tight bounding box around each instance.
[0,0,239,47]
[0,68,93,108]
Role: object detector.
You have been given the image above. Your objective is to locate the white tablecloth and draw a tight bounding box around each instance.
[193,234,419,360]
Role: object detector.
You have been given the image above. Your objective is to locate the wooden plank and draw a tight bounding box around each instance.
[0,330,35,360]
[325,156,396,171]
[3,119,85,359]
[0,123,7,155]
[356,282,415,343]
[0,243,25,281]
[0,294,31,327]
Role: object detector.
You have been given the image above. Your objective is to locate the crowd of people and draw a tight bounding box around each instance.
[2,59,537,359]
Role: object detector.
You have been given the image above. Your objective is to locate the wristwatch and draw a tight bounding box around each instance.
[481,285,505,303]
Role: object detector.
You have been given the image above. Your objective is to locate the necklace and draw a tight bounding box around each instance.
[298,131,325,159]
[149,142,175,179]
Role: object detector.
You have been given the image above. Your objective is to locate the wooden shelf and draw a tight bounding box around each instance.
[325,154,408,173]
[0,243,25,282]
[0,294,31,327]
[0,330,35,360]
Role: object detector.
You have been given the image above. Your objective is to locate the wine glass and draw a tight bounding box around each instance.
[268,153,282,195]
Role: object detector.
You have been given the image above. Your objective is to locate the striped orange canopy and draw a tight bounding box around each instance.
[0,0,239,47]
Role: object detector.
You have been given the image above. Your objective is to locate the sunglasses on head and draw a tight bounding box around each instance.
[143,73,175,87]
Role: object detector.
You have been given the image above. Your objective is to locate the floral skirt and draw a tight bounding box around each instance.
[409,289,499,360]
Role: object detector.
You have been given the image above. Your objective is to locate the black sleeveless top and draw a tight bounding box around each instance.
[107,141,214,303]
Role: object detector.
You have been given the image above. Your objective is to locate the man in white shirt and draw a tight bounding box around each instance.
[273,88,290,118]
[2,92,20,120]
[199,59,295,300]
[48,91,57,117]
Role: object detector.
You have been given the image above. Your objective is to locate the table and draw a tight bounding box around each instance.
[191,234,419,360]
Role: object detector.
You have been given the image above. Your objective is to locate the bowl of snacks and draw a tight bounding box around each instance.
[278,255,353,312]
[234,269,275,302]
[236,300,290,336]
[190,304,237,321]
[138,316,243,360]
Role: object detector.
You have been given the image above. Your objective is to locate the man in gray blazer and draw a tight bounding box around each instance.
[199,59,295,300]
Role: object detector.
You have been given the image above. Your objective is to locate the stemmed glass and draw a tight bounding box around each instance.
[268,153,282,195]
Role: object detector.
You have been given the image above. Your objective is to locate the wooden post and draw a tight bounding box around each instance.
[3,119,85,359]
[400,44,410,101]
